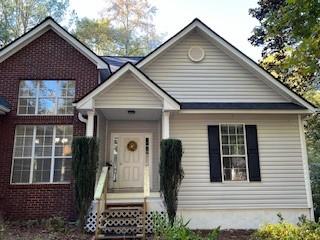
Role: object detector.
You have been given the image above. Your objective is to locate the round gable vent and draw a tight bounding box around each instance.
[188,46,205,62]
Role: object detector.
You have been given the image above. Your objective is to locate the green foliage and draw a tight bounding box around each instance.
[153,212,220,240]
[0,0,74,47]
[73,0,163,55]
[73,17,115,55]
[250,0,320,219]
[252,215,320,240]
[44,216,67,233]
[72,137,99,229]
[160,139,184,225]
[249,0,320,94]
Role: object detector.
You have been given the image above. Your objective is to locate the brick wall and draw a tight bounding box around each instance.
[0,30,99,220]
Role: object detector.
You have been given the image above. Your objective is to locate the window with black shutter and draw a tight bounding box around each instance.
[208,124,261,182]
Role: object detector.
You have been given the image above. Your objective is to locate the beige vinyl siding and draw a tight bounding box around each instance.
[94,73,162,108]
[170,113,308,209]
[106,120,161,191]
[144,31,287,103]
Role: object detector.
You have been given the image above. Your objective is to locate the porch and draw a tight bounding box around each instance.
[74,64,180,238]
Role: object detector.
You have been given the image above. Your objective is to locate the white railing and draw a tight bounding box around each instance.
[94,166,109,238]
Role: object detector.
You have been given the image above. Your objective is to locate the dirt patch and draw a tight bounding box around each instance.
[218,229,255,240]
[0,221,93,240]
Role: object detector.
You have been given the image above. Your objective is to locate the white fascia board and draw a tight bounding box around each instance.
[136,19,316,112]
[179,109,313,114]
[0,19,109,69]
[76,64,180,110]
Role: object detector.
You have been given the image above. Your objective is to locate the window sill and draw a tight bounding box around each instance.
[9,182,71,189]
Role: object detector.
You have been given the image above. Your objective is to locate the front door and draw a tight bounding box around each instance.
[111,134,147,189]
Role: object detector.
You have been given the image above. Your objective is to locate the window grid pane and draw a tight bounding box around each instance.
[12,125,73,184]
[220,124,248,181]
[18,80,75,115]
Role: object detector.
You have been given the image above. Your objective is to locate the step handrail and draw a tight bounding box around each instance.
[94,166,109,200]
[94,166,110,239]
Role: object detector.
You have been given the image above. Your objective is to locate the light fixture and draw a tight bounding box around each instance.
[128,110,136,114]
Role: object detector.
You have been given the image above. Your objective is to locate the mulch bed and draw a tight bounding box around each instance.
[0,221,255,240]
[0,221,92,240]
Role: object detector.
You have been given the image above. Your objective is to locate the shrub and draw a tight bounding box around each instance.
[160,139,184,225]
[153,212,220,240]
[252,214,320,240]
[72,137,99,229]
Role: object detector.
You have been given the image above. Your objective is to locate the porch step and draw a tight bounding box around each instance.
[96,233,144,239]
[97,202,146,239]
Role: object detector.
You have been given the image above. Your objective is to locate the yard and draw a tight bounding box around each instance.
[0,220,254,240]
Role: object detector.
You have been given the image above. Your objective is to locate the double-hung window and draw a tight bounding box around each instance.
[11,125,73,184]
[18,80,75,115]
[220,124,248,181]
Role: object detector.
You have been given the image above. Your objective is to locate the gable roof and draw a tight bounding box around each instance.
[0,17,109,69]
[136,18,317,112]
[75,62,180,111]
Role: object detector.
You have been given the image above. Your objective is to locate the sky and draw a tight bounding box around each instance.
[69,0,262,61]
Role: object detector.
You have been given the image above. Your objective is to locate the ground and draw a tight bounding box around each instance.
[0,221,254,240]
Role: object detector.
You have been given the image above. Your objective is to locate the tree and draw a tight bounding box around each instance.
[249,0,320,94]
[249,0,320,219]
[73,18,115,55]
[100,0,162,55]
[0,0,74,48]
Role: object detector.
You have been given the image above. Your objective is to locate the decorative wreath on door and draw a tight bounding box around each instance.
[127,140,138,152]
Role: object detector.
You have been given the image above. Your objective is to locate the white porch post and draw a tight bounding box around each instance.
[86,110,95,137]
[162,111,170,139]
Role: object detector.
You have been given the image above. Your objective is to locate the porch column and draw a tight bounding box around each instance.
[162,111,170,139]
[86,110,95,137]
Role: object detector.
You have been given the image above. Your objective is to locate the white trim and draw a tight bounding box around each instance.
[162,111,170,139]
[298,114,314,220]
[0,18,109,69]
[75,64,180,111]
[179,109,312,114]
[110,132,153,191]
[136,19,316,112]
[86,110,95,137]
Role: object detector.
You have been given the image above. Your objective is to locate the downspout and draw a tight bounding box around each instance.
[78,112,88,124]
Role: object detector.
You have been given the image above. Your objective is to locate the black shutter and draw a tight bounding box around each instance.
[208,125,222,182]
[245,125,261,181]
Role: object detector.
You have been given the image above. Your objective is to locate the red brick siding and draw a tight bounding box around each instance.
[0,30,99,220]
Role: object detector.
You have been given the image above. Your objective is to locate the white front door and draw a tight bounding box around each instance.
[111,134,147,189]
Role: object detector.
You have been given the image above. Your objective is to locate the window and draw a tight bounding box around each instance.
[18,80,75,115]
[220,124,248,181]
[12,125,73,184]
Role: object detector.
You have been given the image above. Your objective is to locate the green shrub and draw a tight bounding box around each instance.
[252,214,320,240]
[160,139,184,225]
[72,137,99,229]
[153,212,220,240]
[45,216,67,233]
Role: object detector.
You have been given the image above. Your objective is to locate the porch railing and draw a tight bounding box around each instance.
[94,166,110,238]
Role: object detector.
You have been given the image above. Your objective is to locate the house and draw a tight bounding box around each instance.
[0,17,316,233]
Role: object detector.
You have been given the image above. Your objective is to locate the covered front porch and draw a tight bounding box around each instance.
[74,64,180,237]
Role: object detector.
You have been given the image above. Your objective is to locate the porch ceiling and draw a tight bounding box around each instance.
[100,108,162,120]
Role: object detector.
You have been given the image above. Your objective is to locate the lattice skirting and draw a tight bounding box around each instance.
[84,201,165,234]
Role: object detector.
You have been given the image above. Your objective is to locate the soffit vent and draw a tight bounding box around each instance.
[188,46,205,62]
